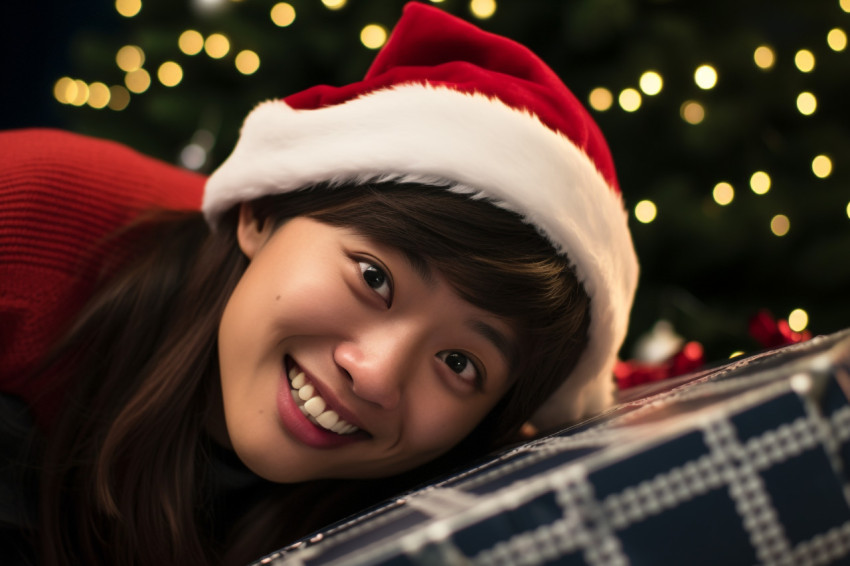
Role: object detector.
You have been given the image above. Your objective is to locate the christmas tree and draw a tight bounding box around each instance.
[8,0,850,365]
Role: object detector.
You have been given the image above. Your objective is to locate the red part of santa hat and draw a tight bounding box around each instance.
[205,1,639,429]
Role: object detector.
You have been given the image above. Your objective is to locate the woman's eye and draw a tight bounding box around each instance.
[358,260,392,305]
[437,351,482,387]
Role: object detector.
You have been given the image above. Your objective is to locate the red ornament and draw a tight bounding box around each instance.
[615,340,705,389]
[748,309,811,349]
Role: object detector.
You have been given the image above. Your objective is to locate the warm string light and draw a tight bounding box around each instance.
[619,88,641,112]
[235,50,261,75]
[57,14,266,113]
[750,171,771,195]
[827,28,847,51]
[271,2,296,27]
[770,214,790,237]
[588,87,613,111]
[109,86,131,110]
[634,200,657,223]
[321,0,346,9]
[788,309,809,332]
[179,30,205,55]
[53,77,130,111]
[204,33,230,59]
[470,0,497,19]
[812,155,833,178]
[712,182,734,206]
[680,101,705,124]
[754,45,776,69]
[639,71,663,95]
[360,24,388,49]
[125,68,151,93]
[115,0,141,18]
[157,61,183,87]
[797,91,817,115]
[794,49,816,72]
[694,64,717,89]
[116,45,144,71]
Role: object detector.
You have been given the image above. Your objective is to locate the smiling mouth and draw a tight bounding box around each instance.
[287,365,361,435]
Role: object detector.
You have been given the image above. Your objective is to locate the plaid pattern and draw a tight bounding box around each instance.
[253,330,850,566]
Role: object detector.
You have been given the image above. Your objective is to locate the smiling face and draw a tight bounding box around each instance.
[216,206,516,483]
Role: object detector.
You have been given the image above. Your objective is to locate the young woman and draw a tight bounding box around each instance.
[0,3,638,565]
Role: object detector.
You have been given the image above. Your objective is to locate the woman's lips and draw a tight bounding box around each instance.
[276,357,368,449]
[288,365,361,434]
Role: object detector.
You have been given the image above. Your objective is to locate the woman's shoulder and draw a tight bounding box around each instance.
[0,128,205,212]
[0,127,206,292]
[0,129,206,425]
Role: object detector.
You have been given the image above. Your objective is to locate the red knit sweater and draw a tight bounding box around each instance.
[0,129,205,428]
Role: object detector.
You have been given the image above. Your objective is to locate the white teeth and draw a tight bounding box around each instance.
[316,410,339,429]
[304,396,326,417]
[291,372,306,389]
[287,363,360,435]
[298,384,315,401]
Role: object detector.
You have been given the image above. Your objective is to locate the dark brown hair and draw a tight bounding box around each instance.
[38,181,590,565]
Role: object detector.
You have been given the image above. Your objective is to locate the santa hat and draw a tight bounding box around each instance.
[204,1,639,429]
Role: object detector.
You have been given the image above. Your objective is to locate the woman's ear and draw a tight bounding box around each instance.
[236,202,272,259]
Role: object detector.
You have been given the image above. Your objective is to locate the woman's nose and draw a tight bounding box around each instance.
[333,331,416,410]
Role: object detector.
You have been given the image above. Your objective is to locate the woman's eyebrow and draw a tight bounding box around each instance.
[401,250,435,286]
[467,319,517,368]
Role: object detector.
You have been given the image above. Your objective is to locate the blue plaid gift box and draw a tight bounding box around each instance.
[253,329,850,566]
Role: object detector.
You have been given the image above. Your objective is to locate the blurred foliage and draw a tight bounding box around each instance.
[22,0,850,359]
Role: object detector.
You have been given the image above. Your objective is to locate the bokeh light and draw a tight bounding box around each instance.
[360,25,388,49]
[115,0,141,18]
[179,30,204,55]
[321,0,346,9]
[116,45,144,72]
[157,61,183,87]
[235,50,261,74]
[712,182,734,205]
[619,88,642,112]
[108,85,130,110]
[680,100,705,124]
[753,45,776,69]
[770,214,790,236]
[795,49,815,72]
[634,200,657,223]
[87,82,111,109]
[125,68,151,93]
[750,171,771,195]
[69,80,89,106]
[53,77,75,104]
[271,3,296,27]
[470,0,496,19]
[205,33,231,58]
[694,65,717,89]
[797,91,817,115]
[788,308,809,332]
[639,71,663,95]
[812,155,833,178]
[828,28,847,51]
[588,87,613,111]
